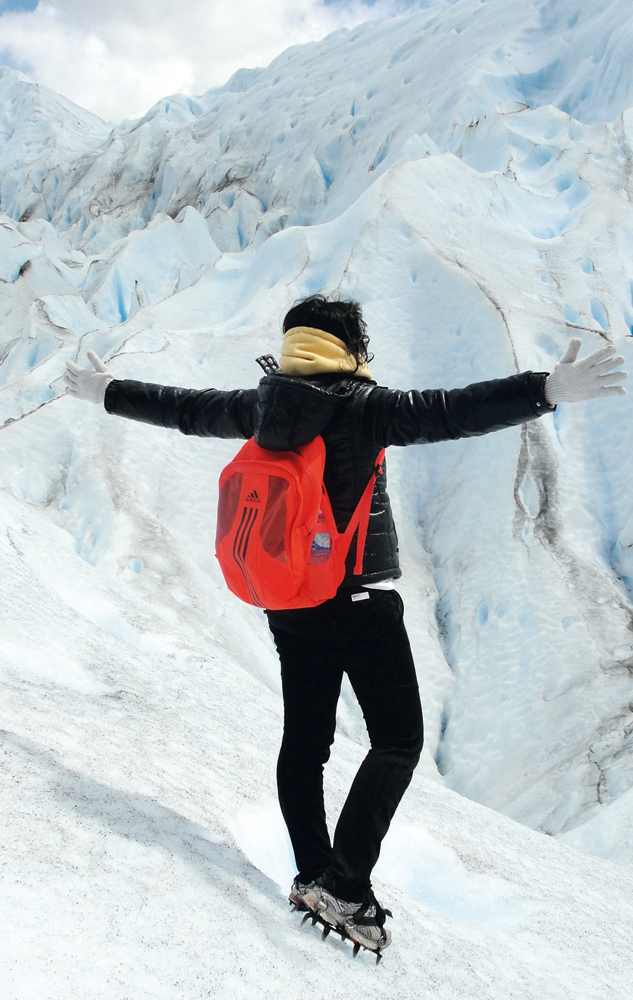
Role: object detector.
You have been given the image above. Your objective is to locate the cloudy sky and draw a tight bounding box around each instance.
[0,0,446,122]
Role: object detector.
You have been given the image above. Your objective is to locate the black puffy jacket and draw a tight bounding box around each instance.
[104,369,553,586]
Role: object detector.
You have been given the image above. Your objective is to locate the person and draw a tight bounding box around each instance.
[63,295,627,955]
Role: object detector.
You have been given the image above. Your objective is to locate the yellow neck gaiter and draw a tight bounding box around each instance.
[279,326,373,379]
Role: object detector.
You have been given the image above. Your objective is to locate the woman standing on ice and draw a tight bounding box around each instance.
[64,297,626,957]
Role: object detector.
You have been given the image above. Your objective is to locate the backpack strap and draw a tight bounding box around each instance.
[340,449,386,575]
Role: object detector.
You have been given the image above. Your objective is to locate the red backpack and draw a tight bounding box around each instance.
[215,435,385,610]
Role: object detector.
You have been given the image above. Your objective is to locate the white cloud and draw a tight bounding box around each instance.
[0,0,415,121]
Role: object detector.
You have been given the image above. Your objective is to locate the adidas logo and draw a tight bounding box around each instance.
[245,490,261,503]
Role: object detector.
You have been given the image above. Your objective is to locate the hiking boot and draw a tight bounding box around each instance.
[304,883,392,952]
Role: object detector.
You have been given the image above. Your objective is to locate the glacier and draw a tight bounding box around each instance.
[2,0,633,996]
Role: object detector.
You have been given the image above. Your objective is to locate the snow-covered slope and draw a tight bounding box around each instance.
[2,0,633,994]
[2,477,632,999]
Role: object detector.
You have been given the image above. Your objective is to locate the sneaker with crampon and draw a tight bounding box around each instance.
[303,883,392,952]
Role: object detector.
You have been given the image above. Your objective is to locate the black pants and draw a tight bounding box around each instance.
[266,588,424,903]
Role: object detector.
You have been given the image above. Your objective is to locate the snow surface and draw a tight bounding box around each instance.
[2,0,633,995]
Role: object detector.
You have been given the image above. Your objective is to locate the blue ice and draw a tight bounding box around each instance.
[522,145,556,171]
[590,298,609,331]
[554,174,574,192]
[371,137,390,170]
[511,59,563,105]
[476,600,489,627]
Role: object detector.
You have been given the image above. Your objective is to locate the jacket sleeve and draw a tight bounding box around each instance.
[104,379,257,440]
[352,371,554,447]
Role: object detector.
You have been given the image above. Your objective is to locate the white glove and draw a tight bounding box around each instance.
[64,350,114,404]
[545,338,627,404]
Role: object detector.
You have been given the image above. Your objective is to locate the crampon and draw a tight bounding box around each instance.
[289,884,392,964]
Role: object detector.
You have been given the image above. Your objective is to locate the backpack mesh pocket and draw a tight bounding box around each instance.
[216,472,242,547]
[260,476,289,563]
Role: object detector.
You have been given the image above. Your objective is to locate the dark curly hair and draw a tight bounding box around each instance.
[283,294,373,373]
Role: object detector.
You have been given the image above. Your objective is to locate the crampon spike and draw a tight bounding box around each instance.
[375,951,382,966]
[352,942,361,958]
[321,925,331,941]
[311,914,320,926]
[301,912,311,926]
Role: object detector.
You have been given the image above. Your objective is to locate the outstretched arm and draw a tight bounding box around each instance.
[63,352,257,440]
[353,339,627,448]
